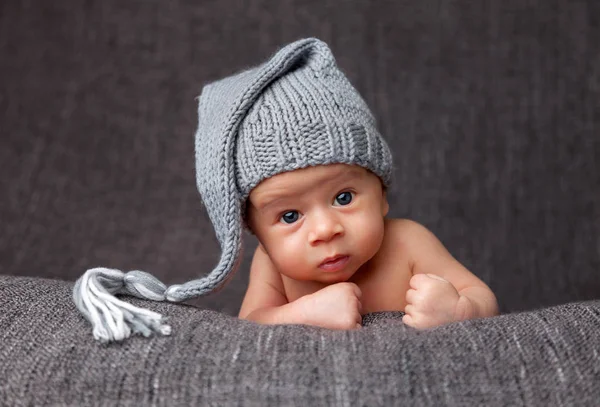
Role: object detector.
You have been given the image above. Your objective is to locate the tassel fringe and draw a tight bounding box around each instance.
[73,268,172,343]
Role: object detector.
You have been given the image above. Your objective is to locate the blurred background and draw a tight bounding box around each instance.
[1,0,598,316]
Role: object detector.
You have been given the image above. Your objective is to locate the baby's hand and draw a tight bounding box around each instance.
[403,274,472,329]
[299,282,362,330]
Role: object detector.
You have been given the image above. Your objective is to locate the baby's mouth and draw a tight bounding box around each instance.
[318,255,350,272]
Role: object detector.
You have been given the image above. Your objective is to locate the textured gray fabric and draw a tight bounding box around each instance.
[233,39,393,199]
[3,275,600,406]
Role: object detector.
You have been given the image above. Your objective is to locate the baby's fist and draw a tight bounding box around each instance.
[301,282,362,330]
[403,274,469,329]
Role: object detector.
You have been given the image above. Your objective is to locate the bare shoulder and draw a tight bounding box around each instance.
[384,218,435,244]
[367,218,430,268]
[383,218,449,263]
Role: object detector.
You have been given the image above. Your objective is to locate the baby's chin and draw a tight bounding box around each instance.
[280,258,367,284]
[313,267,361,285]
[282,269,356,285]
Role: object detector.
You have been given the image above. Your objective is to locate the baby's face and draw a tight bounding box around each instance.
[247,164,389,284]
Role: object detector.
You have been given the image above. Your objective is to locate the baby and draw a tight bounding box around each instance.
[73,38,497,343]
[230,40,498,330]
[239,162,498,330]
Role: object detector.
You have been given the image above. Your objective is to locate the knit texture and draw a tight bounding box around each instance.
[234,41,392,199]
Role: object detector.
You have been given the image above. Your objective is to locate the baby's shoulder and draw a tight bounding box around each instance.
[382,218,439,250]
[384,217,428,237]
[382,217,447,261]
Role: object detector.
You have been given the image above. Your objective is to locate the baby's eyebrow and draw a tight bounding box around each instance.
[256,195,291,212]
[255,168,363,211]
[327,169,363,185]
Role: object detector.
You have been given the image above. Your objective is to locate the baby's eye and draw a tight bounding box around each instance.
[280,210,300,224]
[334,191,353,206]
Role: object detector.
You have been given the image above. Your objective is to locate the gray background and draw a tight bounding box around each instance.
[1,0,599,316]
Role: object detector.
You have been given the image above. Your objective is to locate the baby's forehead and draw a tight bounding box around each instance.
[250,164,372,202]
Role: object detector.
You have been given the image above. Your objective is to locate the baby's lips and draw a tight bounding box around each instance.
[319,254,346,266]
[317,255,350,272]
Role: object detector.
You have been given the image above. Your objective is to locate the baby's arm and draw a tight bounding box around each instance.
[238,245,303,324]
[239,245,363,329]
[397,220,499,329]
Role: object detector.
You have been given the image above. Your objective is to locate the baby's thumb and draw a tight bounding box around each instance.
[426,273,449,283]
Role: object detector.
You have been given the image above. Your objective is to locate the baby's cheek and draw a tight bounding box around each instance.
[352,213,385,254]
[271,237,310,278]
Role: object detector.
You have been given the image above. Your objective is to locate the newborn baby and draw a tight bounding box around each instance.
[73,37,498,343]
[239,163,498,330]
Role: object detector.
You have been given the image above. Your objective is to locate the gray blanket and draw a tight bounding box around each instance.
[2,275,599,406]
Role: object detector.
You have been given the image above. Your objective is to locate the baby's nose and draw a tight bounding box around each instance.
[308,213,344,244]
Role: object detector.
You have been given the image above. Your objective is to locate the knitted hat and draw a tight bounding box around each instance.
[73,38,393,342]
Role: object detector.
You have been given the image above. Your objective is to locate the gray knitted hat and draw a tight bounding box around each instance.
[73,37,393,342]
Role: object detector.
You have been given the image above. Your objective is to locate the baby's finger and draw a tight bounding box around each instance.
[409,273,428,289]
[405,289,419,304]
[345,282,362,298]
[402,313,415,327]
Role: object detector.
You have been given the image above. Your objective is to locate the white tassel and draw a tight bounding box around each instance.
[73,268,172,343]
